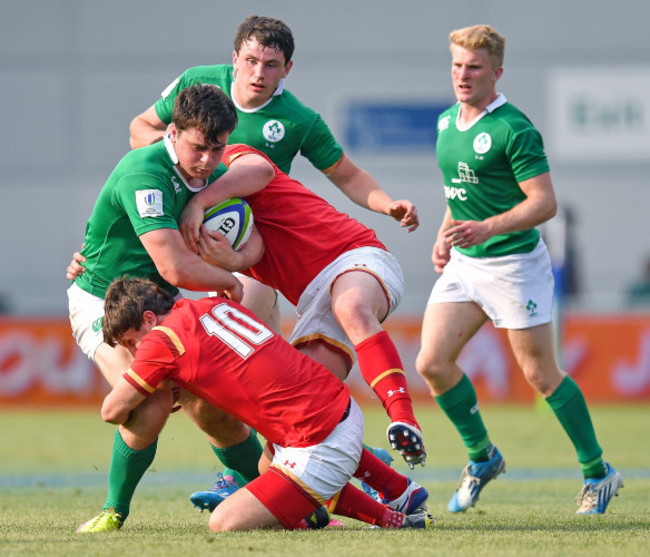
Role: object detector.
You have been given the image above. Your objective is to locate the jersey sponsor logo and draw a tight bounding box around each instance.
[447,161,479,200]
[438,115,451,132]
[444,185,468,201]
[170,176,182,193]
[473,132,492,154]
[263,120,285,143]
[136,189,164,218]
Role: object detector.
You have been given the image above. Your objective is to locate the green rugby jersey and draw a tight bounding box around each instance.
[436,95,550,257]
[75,138,228,298]
[154,65,343,174]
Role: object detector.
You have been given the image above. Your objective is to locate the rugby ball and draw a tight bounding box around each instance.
[203,198,253,250]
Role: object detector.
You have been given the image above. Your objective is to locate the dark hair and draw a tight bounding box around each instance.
[103,277,175,347]
[172,83,238,144]
[234,15,295,64]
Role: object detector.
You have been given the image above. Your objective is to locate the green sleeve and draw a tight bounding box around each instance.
[299,114,344,171]
[114,177,179,237]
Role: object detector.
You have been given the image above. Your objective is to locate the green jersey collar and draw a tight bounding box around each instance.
[230,78,285,114]
[163,133,208,193]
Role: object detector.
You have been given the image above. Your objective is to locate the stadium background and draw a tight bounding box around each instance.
[0,0,649,405]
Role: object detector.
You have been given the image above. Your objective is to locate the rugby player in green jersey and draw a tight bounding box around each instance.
[415,24,622,515]
[70,84,273,533]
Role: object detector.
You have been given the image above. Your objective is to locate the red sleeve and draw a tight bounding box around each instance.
[125,329,182,396]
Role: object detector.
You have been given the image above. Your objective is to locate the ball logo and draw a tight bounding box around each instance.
[216,217,236,236]
[263,120,285,143]
[473,132,492,154]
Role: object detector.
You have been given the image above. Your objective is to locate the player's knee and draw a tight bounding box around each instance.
[209,508,239,532]
[523,366,563,397]
[208,512,227,532]
[415,349,442,381]
[147,387,175,425]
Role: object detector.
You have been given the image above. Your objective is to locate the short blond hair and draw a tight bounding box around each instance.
[449,24,505,67]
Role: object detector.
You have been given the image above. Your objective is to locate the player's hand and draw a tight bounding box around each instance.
[179,197,206,254]
[387,200,419,232]
[432,236,451,274]
[196,227,239,271]
[444,219,491,249]
[66,251,87,281]
[219,277,244,304]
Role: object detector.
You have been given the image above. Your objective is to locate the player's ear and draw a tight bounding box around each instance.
[282,60,293,79]
[142,310,158,327]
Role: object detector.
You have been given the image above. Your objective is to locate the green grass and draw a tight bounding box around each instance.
[1,404,649,556]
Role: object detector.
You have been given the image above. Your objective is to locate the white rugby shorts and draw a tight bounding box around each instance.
[67,282,105,361]
[428,239,554,329]
[272,398,364,500]
[289,247,404,357]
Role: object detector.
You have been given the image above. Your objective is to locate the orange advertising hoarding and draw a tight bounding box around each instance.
[1,314,648,408]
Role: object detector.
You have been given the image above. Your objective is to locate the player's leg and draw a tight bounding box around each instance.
[70,284,175,532]
[209,483,284,532]
[182,394,264,510]
[328,482,432,529]
[352,448,428,513]
[237,275,282,334]
[330,270,424,466]
[416,300,505,512]
[210,399,364,532]
[77,342,174,532]
[508,323,622,513]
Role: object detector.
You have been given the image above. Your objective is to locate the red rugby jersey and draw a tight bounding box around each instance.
[223,144,386,305]
[126,297,350,447]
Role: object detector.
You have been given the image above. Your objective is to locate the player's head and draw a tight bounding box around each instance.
[449,24,505,69]
[234,15,295,63]
[103,276,174,351]
[448,25,504,108]
[172,83,237,144]
[232,15,295,109]
[169,84,237,179]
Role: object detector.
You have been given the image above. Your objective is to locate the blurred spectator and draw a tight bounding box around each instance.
[626,256,650,305]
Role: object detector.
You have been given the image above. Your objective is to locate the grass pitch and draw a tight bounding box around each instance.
[1,404,648,556]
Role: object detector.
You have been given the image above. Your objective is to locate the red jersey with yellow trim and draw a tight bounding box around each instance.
[222,144,386,306]
[125,297,350,448]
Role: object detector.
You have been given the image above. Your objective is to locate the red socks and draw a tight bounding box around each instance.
[353,448,408,501]
[329,483,405,528]
[355,331,419,427]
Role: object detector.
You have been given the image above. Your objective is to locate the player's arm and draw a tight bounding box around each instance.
[323,153,419,232]
[139,227,243,301]
[197,224,265,272]
[129,104,167,149]
[101,376,147,425]
[432,207,453,273]
[179,154,275,252]
[444,172,557,249]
